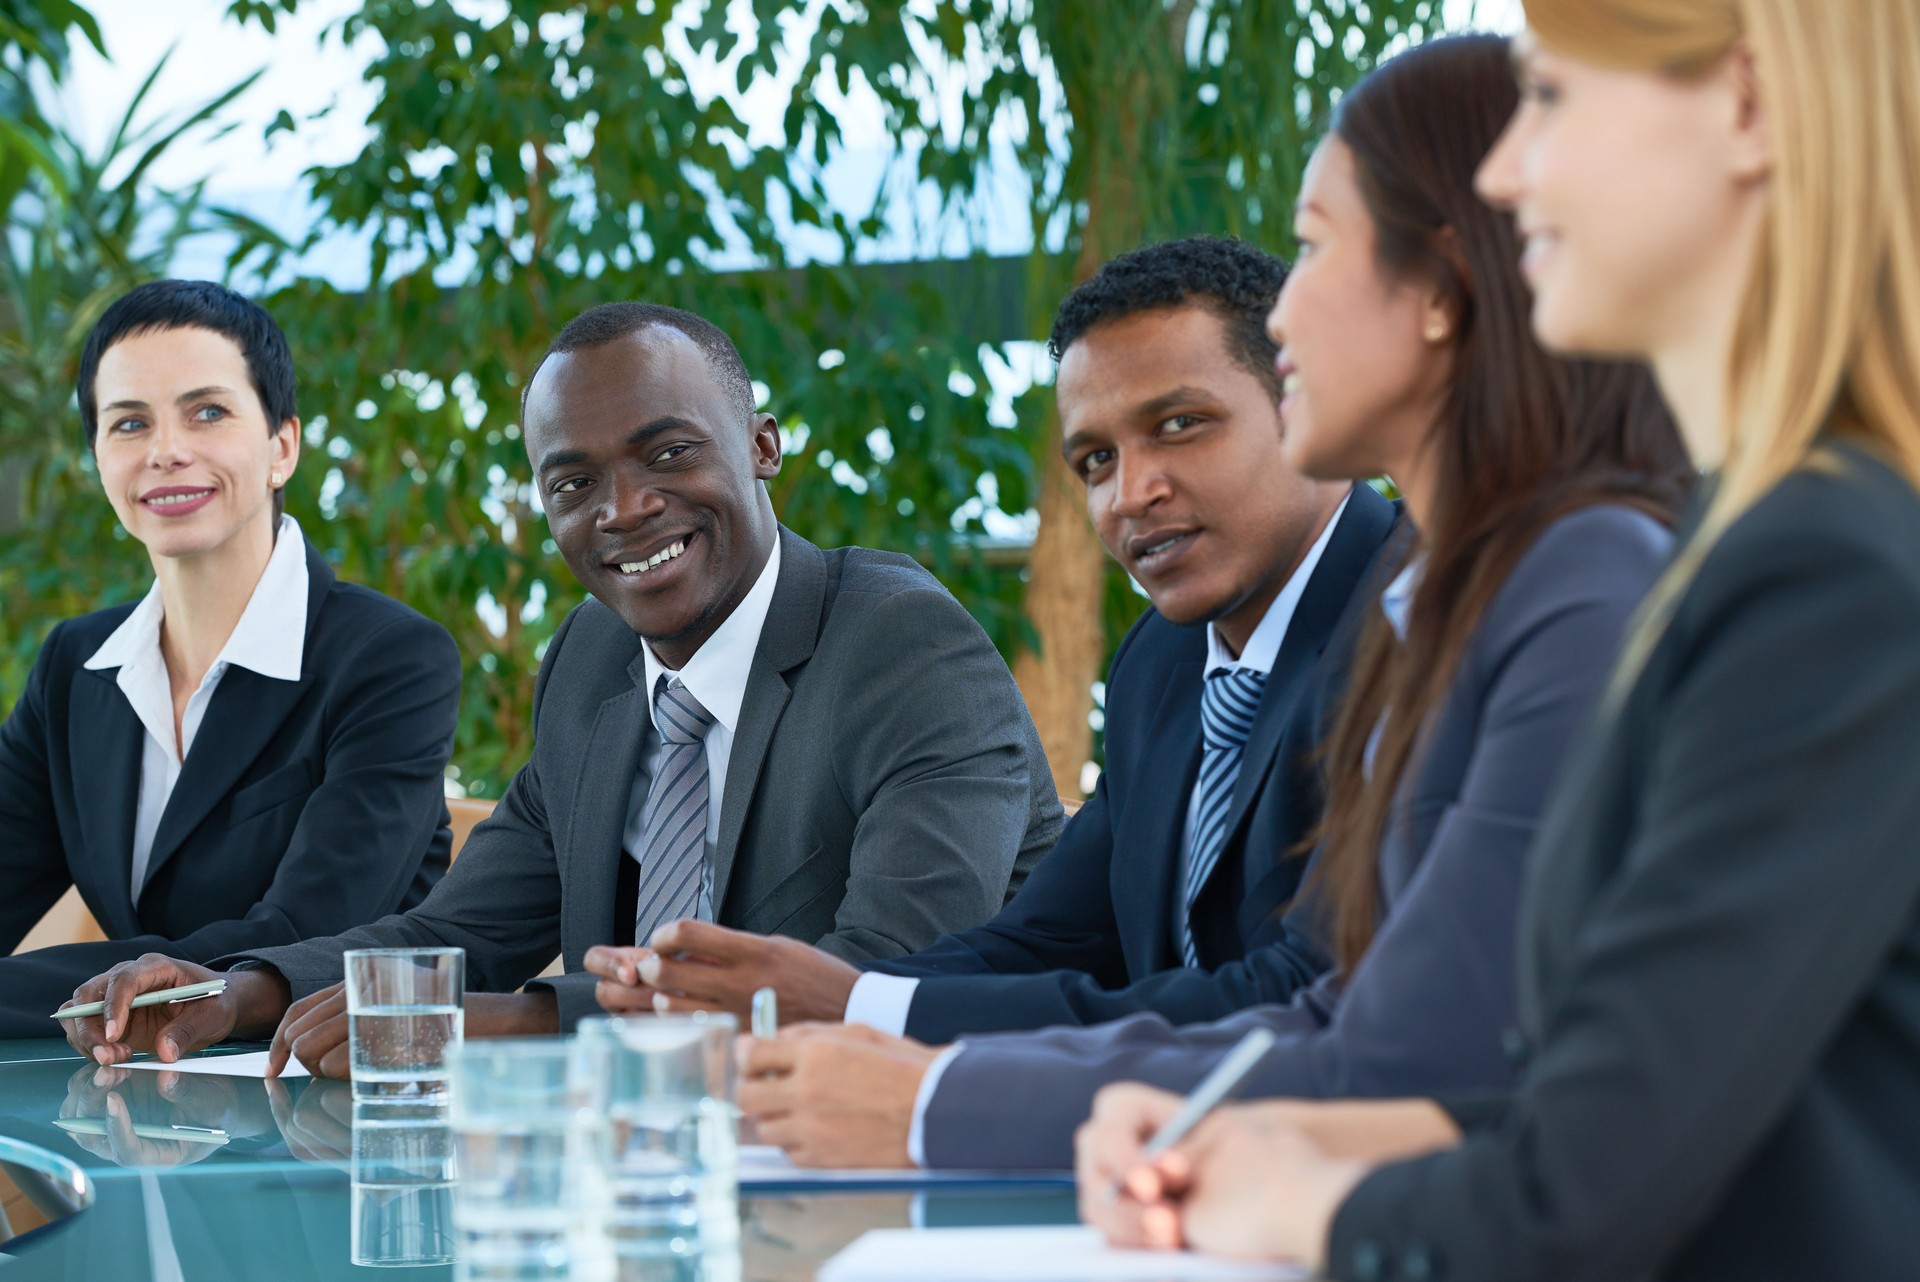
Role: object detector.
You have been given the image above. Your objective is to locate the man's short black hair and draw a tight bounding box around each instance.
[77,279,297,447]
[1047,235,1290,396]
[528,302,757,424]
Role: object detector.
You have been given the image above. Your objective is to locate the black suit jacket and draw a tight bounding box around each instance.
[0,541,459,1035]
[1331,443,1920,1282]
[867,484,1398,1042]
[236,527,1064,1030]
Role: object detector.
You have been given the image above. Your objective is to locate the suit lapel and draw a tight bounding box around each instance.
[68,668,144,933]
[570,653,654,948]
[1208,484,1400,890]
[1117,659,1205,974]
[710,528,826,914]
[140,546,337,892]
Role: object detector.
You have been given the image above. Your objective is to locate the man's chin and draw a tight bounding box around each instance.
[1144,580,1235,629]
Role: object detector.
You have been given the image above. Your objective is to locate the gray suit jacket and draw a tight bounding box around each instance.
[918,505,1673,1169]
[231,527,1063,1029]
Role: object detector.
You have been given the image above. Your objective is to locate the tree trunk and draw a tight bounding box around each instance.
[1012,421,1109,799]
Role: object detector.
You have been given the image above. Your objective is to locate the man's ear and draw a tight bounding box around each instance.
[751,412,783,480]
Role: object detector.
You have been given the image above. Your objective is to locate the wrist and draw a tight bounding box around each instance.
[466,991,560,1037]
[227,968,292,1039]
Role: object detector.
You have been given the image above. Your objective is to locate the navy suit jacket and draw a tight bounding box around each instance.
[867,484,1399,1042]
[918,502,1675,1169]
[0,540,459,1035]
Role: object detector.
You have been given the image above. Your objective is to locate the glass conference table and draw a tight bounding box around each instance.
[0,1038,1079,1280]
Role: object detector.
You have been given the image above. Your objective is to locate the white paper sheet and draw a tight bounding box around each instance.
[819,1225,1308,1282]
[738,1145,1072,1189]
[123,1050,310,1079]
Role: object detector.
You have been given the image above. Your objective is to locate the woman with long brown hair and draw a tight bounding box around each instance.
[722,30,1694,1175]
[1081,2,1920,1277]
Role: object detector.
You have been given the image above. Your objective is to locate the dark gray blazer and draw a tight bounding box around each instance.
[1329,446,1920,1282]
[918,504,1673,1170]
[232,527,1063,1028]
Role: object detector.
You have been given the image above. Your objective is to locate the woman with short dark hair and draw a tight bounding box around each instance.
[0,279,461,1036]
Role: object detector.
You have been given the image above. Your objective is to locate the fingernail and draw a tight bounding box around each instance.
[93,1047,111,1066]
[103,1020,117,1041]
[158,1038,176,1060]
[653,992,670,1013]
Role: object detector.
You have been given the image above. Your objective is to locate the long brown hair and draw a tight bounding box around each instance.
[1309,35,1693,972]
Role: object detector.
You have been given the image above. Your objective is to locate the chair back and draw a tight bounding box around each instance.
[447,796,498,862]
[12,887,106,955]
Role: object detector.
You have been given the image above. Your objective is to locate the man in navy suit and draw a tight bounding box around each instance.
[585,237,1398,1054]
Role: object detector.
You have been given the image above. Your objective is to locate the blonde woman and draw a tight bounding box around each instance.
[1076,2,1920,1278]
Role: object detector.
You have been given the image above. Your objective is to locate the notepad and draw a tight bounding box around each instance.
[819,1225,1308,1281]
[738,1144,1074,1191]
[123,1050,310,1079]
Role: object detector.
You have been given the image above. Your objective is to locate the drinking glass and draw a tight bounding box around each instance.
[351,1101,456,1267]
[344,946,465,1103]
[447,1038,612,1282]
[577,1013,740,1270]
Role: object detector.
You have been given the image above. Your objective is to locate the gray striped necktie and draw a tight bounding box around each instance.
[633,676,716,949]
[1181,666,1269,967]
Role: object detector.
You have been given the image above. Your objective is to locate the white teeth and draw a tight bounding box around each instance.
[617,540,687,575]
[147,491,211,506]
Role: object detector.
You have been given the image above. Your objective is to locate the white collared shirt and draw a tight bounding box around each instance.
[83,515,310,903]
[622,536,783,928]
[854,492,1355,1167]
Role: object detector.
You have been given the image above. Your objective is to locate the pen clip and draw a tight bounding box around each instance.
[166,990,218,1007]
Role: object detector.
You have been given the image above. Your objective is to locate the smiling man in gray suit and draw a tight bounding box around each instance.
[64,303,1063,1074]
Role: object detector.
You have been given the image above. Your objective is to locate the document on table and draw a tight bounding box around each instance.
[819,1225,1308,1281]
[123,1050,310,1079]
[738,1145,1073,1191]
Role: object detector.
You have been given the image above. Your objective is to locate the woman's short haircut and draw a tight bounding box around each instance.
[76,279,298,447]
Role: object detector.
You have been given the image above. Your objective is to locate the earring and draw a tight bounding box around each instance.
[270,470,283,488]
[1425,322,1449,343]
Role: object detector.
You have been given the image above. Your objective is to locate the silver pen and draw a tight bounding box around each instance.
[750,986,778,1038]
[1106,1027,1277,1202]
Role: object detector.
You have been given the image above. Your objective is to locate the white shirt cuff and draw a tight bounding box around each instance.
[844,971,920,1036]
[907,1043,964,1169]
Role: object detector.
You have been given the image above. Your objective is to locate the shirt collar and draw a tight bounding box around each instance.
[1204,491,1351,677]
[641,535,783,735]
[1379,557,1424,641]
[84,515,311,682]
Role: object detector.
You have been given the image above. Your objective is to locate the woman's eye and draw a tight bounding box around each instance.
[1521,77,1561,108]
[192,404,228,422]
[1293,234,1316,257]
[106,417,144,434]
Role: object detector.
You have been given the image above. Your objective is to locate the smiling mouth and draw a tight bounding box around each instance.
[1132,530,1197,569]
[610,535,693,577]
[141,488,215,508]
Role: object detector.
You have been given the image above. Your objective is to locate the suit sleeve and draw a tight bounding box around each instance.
[916,509,1670,1170]
[220,612,582,1009]
[811,586,1044,963]
[0,626,78,953]
[1328,521,1920,1282]
[0,611,464,1031]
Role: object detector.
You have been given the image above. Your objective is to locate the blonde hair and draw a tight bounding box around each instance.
[1523,0,1920,679]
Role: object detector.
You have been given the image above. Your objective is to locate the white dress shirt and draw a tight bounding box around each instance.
[848,494,1354,1166]
[623,537,783,931]
[82,515,310,904]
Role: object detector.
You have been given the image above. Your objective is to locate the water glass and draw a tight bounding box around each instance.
[447,1038,613,1282]
[577,1014,741,1268]
[344,947,465,1103]
[351,1102,456,1267]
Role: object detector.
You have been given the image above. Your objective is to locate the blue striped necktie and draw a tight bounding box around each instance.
[1182,666,1269,966]
[633,677,716,948]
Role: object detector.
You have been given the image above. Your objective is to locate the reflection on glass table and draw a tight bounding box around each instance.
[352,1100,456,1268]
[0,1136,91,1256]
[52,1063,283,1168]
